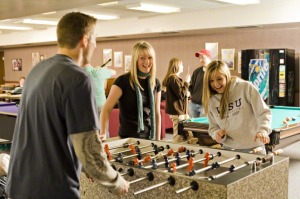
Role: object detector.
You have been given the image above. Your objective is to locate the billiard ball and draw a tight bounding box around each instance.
[283,120,288,125]
[292,117,296,121]
[286,117,290,122]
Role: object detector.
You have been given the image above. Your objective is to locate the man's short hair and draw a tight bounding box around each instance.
[56,12,97,49]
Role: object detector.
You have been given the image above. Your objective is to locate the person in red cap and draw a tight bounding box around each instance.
[188,49,212,118]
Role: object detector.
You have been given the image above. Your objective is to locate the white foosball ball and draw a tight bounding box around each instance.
[80,138,288,199]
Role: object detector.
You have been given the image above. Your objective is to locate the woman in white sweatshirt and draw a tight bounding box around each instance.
[202,60,271,154]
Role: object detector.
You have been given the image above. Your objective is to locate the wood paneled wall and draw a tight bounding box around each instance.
[2,27,300,105]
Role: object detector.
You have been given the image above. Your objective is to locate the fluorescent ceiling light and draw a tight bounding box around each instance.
[0,25,32,30]
[127,3,180,13]
[98,1,118,6]
[42,11,57,15]
[89,13,119,20]
[23,19,58,25]
[217,0,260,5]
[0,19,11,22]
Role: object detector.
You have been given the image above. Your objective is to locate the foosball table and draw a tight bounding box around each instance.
[80,138,289,199]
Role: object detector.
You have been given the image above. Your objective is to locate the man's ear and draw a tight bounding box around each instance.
[81,35,88,47]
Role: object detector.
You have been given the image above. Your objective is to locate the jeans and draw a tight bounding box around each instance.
[189,101,203,118]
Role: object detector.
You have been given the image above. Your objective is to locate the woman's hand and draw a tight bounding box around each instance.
[99,133,107,142]
[254,132,270,144]
[185,74,191,83]
[216,129,226,143]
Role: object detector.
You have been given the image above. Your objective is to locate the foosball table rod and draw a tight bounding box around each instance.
[128,172,154,185]
[105,140,141,150]
[143,149,192,170]
[125,145,166,164]
[169,152,222,173]
[262,149,284,163]
[249,146,263,154]
[189,154,241,176]
[161,149,203,172]
[133,176,175,195]
[111,144,165,163]
[111,142,155,155]
[208,160,255,181]
[120,168,135,177]
[166,146,186,156]
[130,152,165,166]
[208,149,283,180]
[175,181,199,194]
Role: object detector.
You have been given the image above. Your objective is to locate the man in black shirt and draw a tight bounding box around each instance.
[189,49,212,118]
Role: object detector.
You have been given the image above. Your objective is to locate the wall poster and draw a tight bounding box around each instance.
[103,49,112,67]
[114,51,123,68]
[205,42,218,61]
[12,59,22,71]
[221,48,235,70]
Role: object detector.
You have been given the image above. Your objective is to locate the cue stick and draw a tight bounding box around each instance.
[100,58,112,67]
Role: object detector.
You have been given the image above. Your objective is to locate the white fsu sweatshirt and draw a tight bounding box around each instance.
[208,77,272,149]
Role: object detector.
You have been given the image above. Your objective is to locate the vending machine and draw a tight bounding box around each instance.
[241,48,295,106]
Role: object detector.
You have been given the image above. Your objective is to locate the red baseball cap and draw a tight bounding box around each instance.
[195,49,212,59]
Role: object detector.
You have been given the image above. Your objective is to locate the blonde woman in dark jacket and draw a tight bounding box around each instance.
[162,58,198,144]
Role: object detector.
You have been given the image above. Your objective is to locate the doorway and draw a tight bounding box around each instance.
[0,52,4,85]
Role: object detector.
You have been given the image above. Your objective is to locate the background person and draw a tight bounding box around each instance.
[189,49,212,118]
[100,41,161,141]
[6,12,129,199]
[162,58,198,144]
[202,60,271,155]
[83,63,116,139]
[9,77,25,95]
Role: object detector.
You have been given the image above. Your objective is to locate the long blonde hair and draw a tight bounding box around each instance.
[202,60,232,119]
[162,58,182,88]
[129,41,156,90]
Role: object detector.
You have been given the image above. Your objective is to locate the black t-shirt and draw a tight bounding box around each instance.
[6,54,99,199]
[114,73,161,138]
[189,67,205,104]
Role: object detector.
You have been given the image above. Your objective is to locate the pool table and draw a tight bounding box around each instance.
[178,106,300,152]
[0,102,18,141]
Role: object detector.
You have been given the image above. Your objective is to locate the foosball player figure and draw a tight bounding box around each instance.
[129,144,136,154]
[187,157,195,173]
[115,153,124,163]
[151,159,158,169]
[204,152,211,167]
[164,154,171,168]
[170,162,177,173]
[104,144,113,160]
[176,150,191,166]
